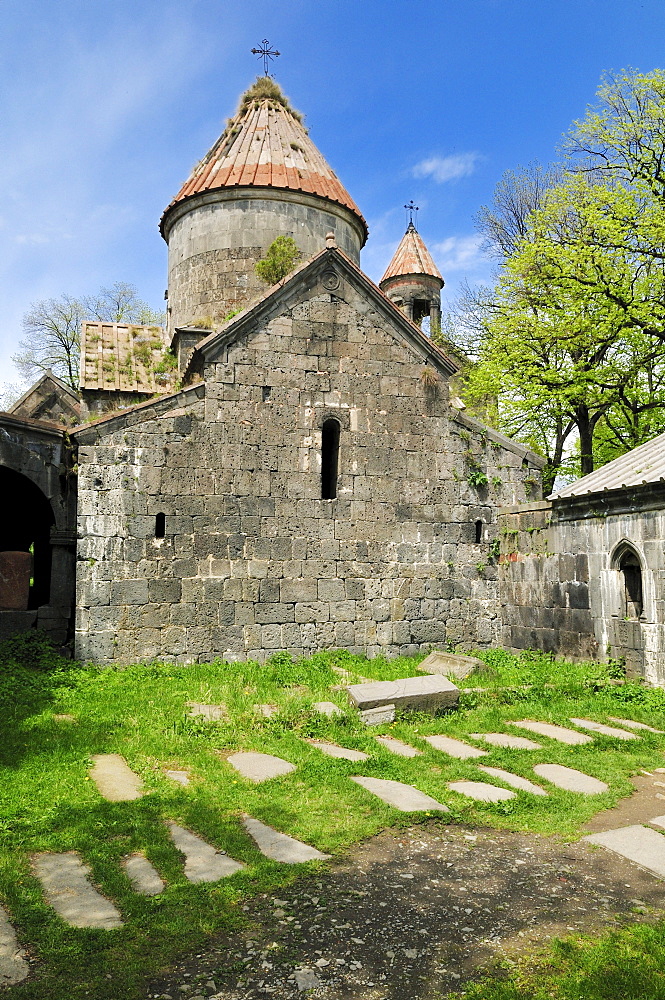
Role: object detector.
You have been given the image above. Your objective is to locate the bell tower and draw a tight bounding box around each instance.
[379,218,444,332]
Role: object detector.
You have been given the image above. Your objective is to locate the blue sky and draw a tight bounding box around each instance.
[2,0,664,388]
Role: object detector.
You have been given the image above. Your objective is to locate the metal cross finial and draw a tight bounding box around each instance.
[404,200,419,229]
[251,39,280,76]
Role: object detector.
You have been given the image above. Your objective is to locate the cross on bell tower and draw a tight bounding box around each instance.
[251,39,280,76]
[404,200,419,230]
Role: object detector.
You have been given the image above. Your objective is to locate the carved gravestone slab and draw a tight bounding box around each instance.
[417,650,482,680]
[346,675,459,714]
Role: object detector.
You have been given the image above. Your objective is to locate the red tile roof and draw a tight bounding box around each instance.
[380,223,443,284]
[161,80,367,236]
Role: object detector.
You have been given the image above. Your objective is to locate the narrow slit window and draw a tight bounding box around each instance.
[475,520,483,544]
[619,550,643,618]
[155,512,166,538]
[321,419,341,500]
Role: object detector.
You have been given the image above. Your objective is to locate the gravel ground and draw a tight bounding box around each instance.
[146,820,665,1000]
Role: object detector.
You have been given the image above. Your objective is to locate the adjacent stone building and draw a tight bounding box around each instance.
[498,433,665,685]
[70,77,543,664]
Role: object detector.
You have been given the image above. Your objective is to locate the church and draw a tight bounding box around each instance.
[0,76,547,663]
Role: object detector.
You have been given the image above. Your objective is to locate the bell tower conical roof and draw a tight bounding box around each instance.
[161,78,367,239]
[380,221,443,285]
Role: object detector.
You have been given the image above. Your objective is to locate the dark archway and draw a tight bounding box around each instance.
[0,466,55,608]
[612,542,644,620]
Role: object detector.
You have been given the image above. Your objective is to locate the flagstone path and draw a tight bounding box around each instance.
[533,764,608,794]
[307,740,369,761]
[374,735,422,757]
[469,732,542,750]
[164,768,190,785]
[509,720,593,745]
[350,776,449,812]
[168,823,245,882]
[423,735,487,759]
[227,752,296,783]
[447,780,516,802]
[313,701,342,717]
[122,854,165,896]
[187,702,228,720]
[609,717,664,733]
[0,904,28,985]
[33,853,124,929]
[478,766,548,796]
[242,817,329,863]
[569,718,637,740]
[90,753,143,801]
[584,825,665,879]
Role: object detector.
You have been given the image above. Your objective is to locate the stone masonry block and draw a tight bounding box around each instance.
[346,675,459,713]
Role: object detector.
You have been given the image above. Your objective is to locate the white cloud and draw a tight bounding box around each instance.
[432,235,484,272]
[412,153,481,183]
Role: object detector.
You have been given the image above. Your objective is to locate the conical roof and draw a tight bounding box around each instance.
[161,78,367,237]
[380,222,443,285]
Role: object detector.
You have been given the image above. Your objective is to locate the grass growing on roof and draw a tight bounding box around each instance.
[1,638,665,998]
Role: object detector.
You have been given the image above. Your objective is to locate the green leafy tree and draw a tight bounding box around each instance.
[255,236,301,286]
[458,69,665,492]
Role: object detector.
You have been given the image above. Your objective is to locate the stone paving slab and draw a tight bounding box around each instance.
[243,816,330,863]
[423,735,487,759]
[89,754,143,801]
[649,816,665,830]
[0,904,28,985]
[534,764,608,794]
[569,718,638,740]
[255,704,278,718]
[164,768,190,786]
[227,752,296,783]
[186,702,228,721]
[583,825,665,879]
[360,704,396,725]
[374,736,422,757]
[478,766,548,796]
[168,823,244,882]
[307,740,369,761]
[447,780,516,802]
[122,854,165,896]
[312,701,342,717]
[345,674,459,713]
[470,732,542,750]
[609,717,664,733]
[33,852,123,929]
[350,776,449,812]
[509,720,593,745]
[416,650,482,680]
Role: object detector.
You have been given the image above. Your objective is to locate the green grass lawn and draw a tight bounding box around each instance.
[2,634,665,999]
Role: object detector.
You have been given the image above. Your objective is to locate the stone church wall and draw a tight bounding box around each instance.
[74,276,541,664]
[499,491,665,685]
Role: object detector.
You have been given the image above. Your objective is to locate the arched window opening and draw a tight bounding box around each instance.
[475,520,483,544]
[0,466,55,610]
[619,549,643,619]
[155,512,166,539]
[321,419,341,500]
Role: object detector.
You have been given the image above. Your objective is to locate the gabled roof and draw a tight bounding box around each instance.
[8,370,80,425]
[188,244,459,378]
[79,322,177,394]
[550,431,665,499]
[380,222,443,286]
[161,78,367,240]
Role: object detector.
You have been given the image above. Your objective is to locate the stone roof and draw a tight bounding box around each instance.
[380,222,443,285]
[161,78,367,237]
[79,322,176,394]
[550,431,665,499]
[8,371,80,425]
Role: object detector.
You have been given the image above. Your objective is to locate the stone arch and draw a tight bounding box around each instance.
[610,539,648,621]
[0,465,56,608]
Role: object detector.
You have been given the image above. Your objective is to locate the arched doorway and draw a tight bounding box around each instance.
[0,466,55,609]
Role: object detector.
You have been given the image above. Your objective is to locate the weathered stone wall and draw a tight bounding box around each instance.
[74,269,541,664]
[499,491,665,684]
[164,189,365,333]
[498,502,598,660]
[0,414,77,642]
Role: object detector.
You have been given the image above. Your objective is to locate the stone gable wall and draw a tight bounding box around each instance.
[75,275,540,664]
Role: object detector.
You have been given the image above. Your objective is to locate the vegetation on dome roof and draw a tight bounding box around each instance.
[237,76,304,122]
